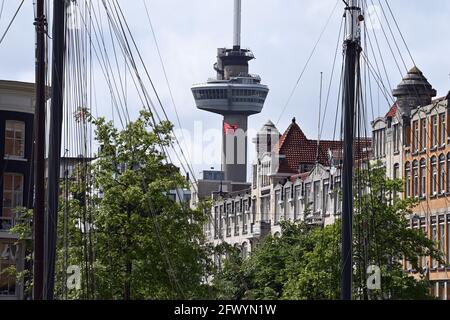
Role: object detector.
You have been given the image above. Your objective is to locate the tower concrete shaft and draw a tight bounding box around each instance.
[223,114,248,182]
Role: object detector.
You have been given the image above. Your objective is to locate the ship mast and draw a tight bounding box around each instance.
[341,0,362,300]
[45,0,67,300]
[33,0,46,300]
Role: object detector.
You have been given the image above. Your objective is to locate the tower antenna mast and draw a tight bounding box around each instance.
[233,0,242,48]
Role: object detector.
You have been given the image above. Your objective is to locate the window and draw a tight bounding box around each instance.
[313,181,320,213]
[274,189,282,224]
[252,165,257,188]
[260,162,270,187]
[440,113,446,146]
[235,201,241,235]
[431,115,438,147]
[260,196,270,221]
[226,203,232,237]
[323,179,330,214]
[243,200,248,234]
[440,154,446,193]
[2,173,24,219]
[405,162,411,198]
[0,241,17,296]
[393,164,400,199]
[439,222,445,267]
[304,183,311,212]
[447,154,450,193]
[448,219,450,264]
[284,187,290,220]
[420,159,426,197]
[251,198,256,223]
[219,205,224,237]
[242,242,248,259]
[373,129,385,158]
[373,130,378,157]
[393,123,400,153]
[413,160,419,197]
[418,221,427,269]
[214,208,219,239]
[294,185,301,220]
[413,121,419,152]
[332,176,341,215]
[393,163,400,180]
[4,121,25,158]
[421,119,427,150]
[431,156,438,195]
[431,224,437,268]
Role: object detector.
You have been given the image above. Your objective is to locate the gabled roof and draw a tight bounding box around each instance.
[274,119,371,174]
[385,104,398,118]
[275,120,319,173]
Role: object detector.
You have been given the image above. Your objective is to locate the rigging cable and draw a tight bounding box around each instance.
[0,0,25,46]
[276,0,340,125]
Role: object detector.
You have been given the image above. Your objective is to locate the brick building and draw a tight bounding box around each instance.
[372,67,450,300]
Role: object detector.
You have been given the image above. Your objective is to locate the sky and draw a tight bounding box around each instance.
[1,0,450,178]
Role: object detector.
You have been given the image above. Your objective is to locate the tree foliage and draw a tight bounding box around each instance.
[53,111,213,299]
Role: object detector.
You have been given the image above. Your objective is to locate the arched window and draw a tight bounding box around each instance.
[431,156,438,195]
[405,162,411,198]
[413,160,419,197]
[439,154,446,193]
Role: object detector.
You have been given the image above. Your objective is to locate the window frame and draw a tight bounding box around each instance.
[431,156,438,195]
[4,120,26,159]
[405,162,411,198]
[2,173,24,219]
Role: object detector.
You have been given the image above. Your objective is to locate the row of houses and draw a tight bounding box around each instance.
[194,117,370,258]
[195,67,450,300]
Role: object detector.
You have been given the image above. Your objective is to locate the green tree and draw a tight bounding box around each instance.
[53,110,213,300]
[351,165,441,299]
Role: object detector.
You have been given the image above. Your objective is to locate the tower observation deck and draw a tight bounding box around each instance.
[191,0,269,183]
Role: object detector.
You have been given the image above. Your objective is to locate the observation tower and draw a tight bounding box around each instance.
[191,0,269,183]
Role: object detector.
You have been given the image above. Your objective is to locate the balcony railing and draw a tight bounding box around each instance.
[305,212,323,225]
[0,216,30,233]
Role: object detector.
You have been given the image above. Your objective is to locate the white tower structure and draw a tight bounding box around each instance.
[192,0,269,183]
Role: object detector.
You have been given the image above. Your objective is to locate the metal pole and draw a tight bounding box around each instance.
[341,0,361,300]
[45,0,66,300]
[233,0,241,48]
[33,0,47,301]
